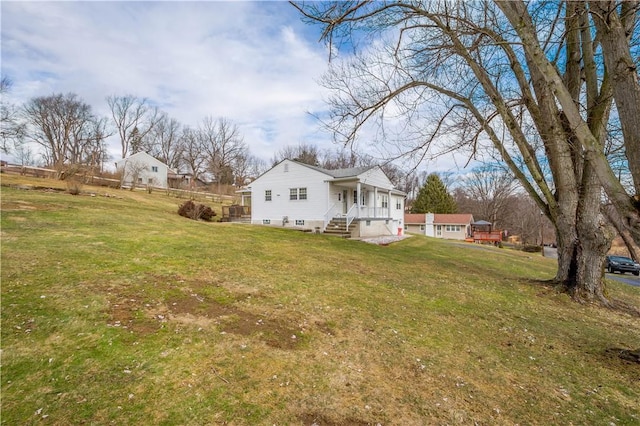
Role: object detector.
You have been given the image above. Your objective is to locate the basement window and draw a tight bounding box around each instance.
[295,219,305,226]
[263,219,271,225]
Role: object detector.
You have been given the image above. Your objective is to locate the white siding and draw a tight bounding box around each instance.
[357,167,393,189]
[250,160,330,228]
[115,152,169,189]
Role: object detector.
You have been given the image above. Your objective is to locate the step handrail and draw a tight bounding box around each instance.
[345,203,357,229]
[323,202,339,231]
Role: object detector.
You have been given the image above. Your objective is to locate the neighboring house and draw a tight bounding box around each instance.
[405,213,474,240]
[241,159,406,237]
[115,152,171,189]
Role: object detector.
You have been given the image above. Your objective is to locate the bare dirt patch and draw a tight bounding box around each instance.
[102,275,310,349]
[167,293,304,350]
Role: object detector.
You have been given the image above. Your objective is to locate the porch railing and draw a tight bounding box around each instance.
[323,202,339,230]
[346,204,358,229]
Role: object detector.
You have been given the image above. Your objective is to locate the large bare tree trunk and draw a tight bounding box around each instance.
[574,162,616,303]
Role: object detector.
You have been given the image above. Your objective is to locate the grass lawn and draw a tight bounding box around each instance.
[2,174,639,425]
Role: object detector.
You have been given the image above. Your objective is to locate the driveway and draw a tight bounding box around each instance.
[606,272,640,287]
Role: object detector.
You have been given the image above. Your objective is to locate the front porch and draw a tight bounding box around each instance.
[322,180,399,236]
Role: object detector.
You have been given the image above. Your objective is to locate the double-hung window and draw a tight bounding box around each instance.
[151,166,158,172]
[290,188,307,200]
[265,190,272,201]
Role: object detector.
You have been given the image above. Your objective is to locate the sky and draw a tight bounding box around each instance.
[1,0,468,174]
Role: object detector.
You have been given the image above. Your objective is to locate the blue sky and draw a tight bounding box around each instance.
[1,1,334,164]
[1,0,470,174]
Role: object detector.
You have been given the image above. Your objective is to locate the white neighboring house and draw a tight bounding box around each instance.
[241,159,406,237]
[115,152,171,189]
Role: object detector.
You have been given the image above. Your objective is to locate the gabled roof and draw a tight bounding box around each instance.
[434,213,474,225]
[294,161,377,179]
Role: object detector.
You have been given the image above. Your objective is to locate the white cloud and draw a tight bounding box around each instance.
[1,1,332,163]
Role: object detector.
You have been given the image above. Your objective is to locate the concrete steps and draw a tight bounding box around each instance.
[323,218,356,238]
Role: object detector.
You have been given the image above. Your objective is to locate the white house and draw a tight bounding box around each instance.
[242,159,406,238]
[115,152,171,189]
[404,213,474,240]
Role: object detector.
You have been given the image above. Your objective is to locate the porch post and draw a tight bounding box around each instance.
[356,182,362,218]
[374,187,378,218]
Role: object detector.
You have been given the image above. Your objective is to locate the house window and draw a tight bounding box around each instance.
[263,219,271,224]
[138,178,143,183]
[381,195,389,209]
[396,198,402,210]
[404,225,408,230]
[420,225,425,231]
[295,219,305,226]
[289,188,307,201]
[366,220,371,226]
[151,166,158,172]
[265,190,272,201]
[284,163,289,172]
[445,225,461,232]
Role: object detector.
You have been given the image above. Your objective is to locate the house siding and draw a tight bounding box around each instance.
[405,213,473,240]
[249,160,330,229]
[115,152,170,189]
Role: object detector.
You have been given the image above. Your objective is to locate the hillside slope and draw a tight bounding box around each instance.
[2,175,639,425]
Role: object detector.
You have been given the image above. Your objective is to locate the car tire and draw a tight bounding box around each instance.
[633,271,639,276]
[608,266,615,274]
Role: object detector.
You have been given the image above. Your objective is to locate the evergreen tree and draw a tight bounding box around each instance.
[411,173,457,214]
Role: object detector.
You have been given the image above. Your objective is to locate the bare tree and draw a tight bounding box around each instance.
[22,93,108,175]
[320,147,360,169]
[179,126,207,183]
[106,95,161,158]
[147,113,183,170]
[293,0,637,304]
[458,165,518,227]
[495,0,640,249]
[0,76,26,155]
[198,116,247,192]
[271,143,322,166]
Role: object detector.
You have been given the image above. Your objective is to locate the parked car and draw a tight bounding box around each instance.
[605,255,640,276]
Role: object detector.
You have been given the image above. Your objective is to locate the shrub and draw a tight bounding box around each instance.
[522,245,542,253]
[66,179,83,195]
[178,200,216,221]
